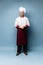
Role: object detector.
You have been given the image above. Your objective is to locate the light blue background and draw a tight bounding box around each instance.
[0,0,43,51]
[0,1,43,65]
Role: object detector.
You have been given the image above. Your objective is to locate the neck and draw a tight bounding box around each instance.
[20,15,24,18]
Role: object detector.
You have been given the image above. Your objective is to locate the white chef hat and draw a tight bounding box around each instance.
[19,7,26,13]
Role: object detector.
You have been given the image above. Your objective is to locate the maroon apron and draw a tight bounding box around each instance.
[16,26,27,46]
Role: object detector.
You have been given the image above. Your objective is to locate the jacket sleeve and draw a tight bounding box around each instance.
[14,18,20,29]
[26,18,30,27]
[14,18,18,27]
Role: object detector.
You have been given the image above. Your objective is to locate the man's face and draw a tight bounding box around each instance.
[19,11,24,17]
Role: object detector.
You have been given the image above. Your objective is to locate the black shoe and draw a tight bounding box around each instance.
[24,52,28,55]
[16,52,21,56]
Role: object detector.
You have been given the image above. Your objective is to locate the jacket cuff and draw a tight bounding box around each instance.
[16,25,19,29]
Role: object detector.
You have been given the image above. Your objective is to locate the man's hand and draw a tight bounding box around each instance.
[19,26,25,29]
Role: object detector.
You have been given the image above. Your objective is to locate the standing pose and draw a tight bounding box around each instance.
[14,7,30,56]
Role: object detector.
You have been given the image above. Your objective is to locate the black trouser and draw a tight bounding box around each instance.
[17,44,28,53]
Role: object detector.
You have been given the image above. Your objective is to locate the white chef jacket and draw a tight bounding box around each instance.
[14,16,30,27]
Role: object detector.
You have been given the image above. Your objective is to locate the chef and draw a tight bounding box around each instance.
[14,7,30,56]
